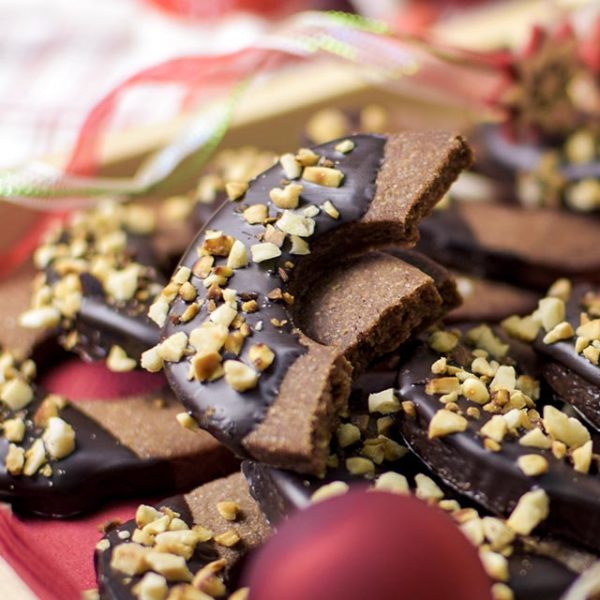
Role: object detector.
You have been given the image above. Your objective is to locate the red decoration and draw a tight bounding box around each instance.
[40,358,166,401]
[243,490,492,600]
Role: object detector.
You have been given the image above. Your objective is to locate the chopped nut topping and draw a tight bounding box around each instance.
[311,481,349,503]
[547,278,572,302]
[269,183,303,209]
[192,352,223,382]
[368,388,400,414]
[132,572,168,600]
[491,583,514,600]
[248,343,275,371]
[322,200,340,219]
[214,529,240,547]
[302,166,344,187]
[480,415,507,443]
[250,242,281,263]
[461,377,490,405]
[345,456,375,476]
[414,473,444,501]
[42,416,76,460]
[216,501,240,522]
[110,543,150,576]
[335,139,355,153]
[429,330,459,353]
[426,377,460,396]
[276,210,315,237]
[542,405,590,449]
[572,440,593,473]
[289,235,310,255]
[336,423,361,448]
[176,413,199,432]
[5,444,25,475]
[279,153,302,179]
[506,489,549,535]
[223,360,258,392]
[3,418,25,443]
[501,315,541,343]
[1,379,33,410]
[517,454,548,477]
[141,347,164,373]
[225,181,248,201]
[145,551,193,582]
[480,549,509,582]
[157,332,188,363]
[543,321,574,344]
[19,306,61,329]
[295,148,319,167]
[535,297,565,331]
[519,428,552,449]
[243,204,268,225]
[428,409,468,439]
[373,472,409,495]
[106,345,137,373]
[23,438,46,476]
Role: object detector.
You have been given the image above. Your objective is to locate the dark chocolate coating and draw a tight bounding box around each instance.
[163,135,386,455]
[398,341,600,553]
[481,124,600,182]
[0,389,214,518]
[535,285,600,429]
[243,362,579,600]
[96,496,220,600]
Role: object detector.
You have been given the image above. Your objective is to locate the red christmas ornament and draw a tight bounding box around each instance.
[244,490,493,600]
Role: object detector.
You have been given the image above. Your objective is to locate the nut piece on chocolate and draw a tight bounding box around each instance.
[504,283,600,434]
[95,472,269,599]
[397,323,600,553]
[0,346,236,517]
[149,132,472,476]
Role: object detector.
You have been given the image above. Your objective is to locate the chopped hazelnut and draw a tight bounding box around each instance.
[311,481,349,503]
[107,345,137,372]
[480,550,509,582]
[506,489,549,535]
[141,346,164,373]
[368,388,400,414]
[583,345,600,365]
[302,166,344,187]
[289,235,310,255]
[345,456,375,476]
[190,323,229,354]
[547,278,572,302]
[104,265,139,302]
[480,415,508,443]
[3,418,25,443]
[176,413,199,432]
[192,352,223,382]
[542,405,590,449]
[110,543,150,576]
[535,297,565,331]
[224,360,258,392]
[335,139,355,153]
[276,211,315,237]
[136,504,164,527]
[250,242,281,263]
[19,306,61,329]
[225,181,248,201]
[517,454,548,477]
[519,428,552,450]
[279,153,302,179]
[202,235,234,257]
[158,332,188,363]
[461,377,490,405]
[132,572,168,600]
[148,297,170,328]
[428,330,459,353]
[491,583,514,600]
[208,303,237,328]
[336,423,361,448]
[489,366,516,393]
[425,377,460,396]
[428,409,468,439]
[501,315,541,343]
[543,321,574,344]
[5,444,25,475]
[1,378,33,410]
[214,529,240,547]
[193,256,214,279]
[415,473,444,501]
[572,440,593,473]
[243,204,268,225]
[216,501,240,522]
[42,416,76,459]
[23,438,46,476]
[295,148,320,167]
[269,183,303,209]
[145,552,193,582]
[322,200,340,219]
[248,343,275,371]
[373,472,409,495]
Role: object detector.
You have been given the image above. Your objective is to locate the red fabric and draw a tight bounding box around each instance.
[0,359,169,597]
[40,358,166,401]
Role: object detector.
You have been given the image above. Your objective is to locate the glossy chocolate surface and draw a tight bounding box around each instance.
[163,135,386,454]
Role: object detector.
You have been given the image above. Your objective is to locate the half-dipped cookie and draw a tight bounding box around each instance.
[145,132,472,476]
[0,347,236,517]
[96,472,268,600]
[419,201,600,289]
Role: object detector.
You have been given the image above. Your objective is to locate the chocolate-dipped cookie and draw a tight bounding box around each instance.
[146,132,471,476]
[96,471,268,600]
[504,281,600,433]
[397,323,600,553]
[0,348,236,517]
[419,201,600,289]
[244,356,591,600]
[19,202,163,368]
